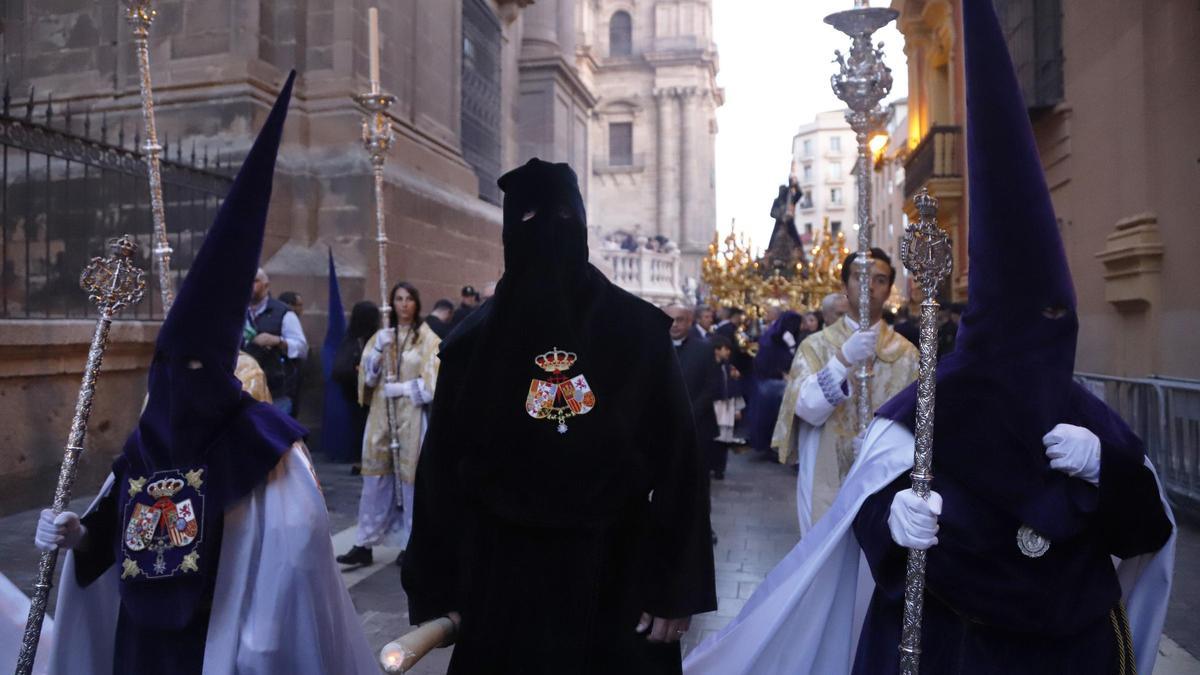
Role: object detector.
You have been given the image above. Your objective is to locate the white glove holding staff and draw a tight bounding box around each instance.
[1043,423,1101,486]
[35,509,86,552]
[888,490,942,550]
[839,328,878,366]
[383,379,421,400]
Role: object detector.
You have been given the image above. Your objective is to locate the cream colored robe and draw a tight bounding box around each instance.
[235,351,273,403]
[358,323,440,484]
[772,317,917,530]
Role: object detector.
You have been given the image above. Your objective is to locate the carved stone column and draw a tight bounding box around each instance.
[679,87,700,248]
[655,88,680,242]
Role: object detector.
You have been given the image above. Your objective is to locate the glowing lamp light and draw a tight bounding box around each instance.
[379,641,410,673]
[868,132,889,161]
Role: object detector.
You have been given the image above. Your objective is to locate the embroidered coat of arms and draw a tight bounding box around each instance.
[525,348,596,434]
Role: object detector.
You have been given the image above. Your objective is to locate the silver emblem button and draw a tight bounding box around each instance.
[1016,524,1050,558]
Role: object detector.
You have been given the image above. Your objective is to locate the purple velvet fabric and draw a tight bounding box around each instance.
[859,1,1172,671]
[108,72,304,647]
[746,311,802,449]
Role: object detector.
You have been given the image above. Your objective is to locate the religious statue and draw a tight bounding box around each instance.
[765,175,806,273]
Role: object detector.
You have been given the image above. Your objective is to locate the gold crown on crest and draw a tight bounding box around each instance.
[534,348,577,373]
[147,477,185,499]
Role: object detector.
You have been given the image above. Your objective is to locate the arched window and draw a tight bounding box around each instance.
[609,11,632,57]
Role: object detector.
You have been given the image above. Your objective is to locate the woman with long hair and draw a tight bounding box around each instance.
[337,282,441,567]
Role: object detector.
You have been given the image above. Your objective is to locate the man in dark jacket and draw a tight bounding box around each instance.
[424,298,455,339]
[666,304,720,472]
[244,268,308,414]
[402,159,716,675]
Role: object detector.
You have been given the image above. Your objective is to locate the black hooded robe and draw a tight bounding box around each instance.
[402,159,716,674]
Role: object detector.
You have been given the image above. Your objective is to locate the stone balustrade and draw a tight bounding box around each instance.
[595,247,683,305]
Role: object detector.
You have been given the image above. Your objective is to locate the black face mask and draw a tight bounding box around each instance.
[138,352,244,470]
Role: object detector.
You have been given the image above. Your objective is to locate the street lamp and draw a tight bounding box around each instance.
[869,131,890,159]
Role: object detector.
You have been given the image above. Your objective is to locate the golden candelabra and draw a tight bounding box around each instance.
[700,220,850,323]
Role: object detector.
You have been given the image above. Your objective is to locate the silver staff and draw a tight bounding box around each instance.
[15,236,147,675]
[353,83,402,459]
[126,0,175,312]
[826,0,896,433]
[896,190,952,674]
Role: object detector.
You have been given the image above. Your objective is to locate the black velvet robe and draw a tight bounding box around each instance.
[402,285,717,675]
[674,333,719,451]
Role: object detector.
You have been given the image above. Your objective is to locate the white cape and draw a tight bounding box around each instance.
[47,444,380,675]
[684,419,1177,675]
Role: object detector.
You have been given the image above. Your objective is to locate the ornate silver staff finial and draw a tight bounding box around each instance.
[15,236,146,675]
[125,0,175,313]
[896,189,952,675]
[81,234,149,315]
[825,1,898,436]
[353,84,402,457]
[900,189,953,300]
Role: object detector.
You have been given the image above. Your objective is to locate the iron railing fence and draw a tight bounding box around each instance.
[1075,372,1200,517]
[0,84,233,321]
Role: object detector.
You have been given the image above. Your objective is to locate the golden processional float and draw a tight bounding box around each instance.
[700,218,851,354]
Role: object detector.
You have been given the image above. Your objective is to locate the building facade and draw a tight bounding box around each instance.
[0,0,723,510]
[891,0,1200,380]
[791,109,859,249]
[891,0,969,299]
[870,98,912,303]
[585,0,722,280]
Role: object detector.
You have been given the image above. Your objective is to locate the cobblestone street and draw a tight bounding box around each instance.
[0,449,1196,673]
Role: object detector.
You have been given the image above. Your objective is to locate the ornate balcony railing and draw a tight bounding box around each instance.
[596,247,682,304]
[903,125,962,199]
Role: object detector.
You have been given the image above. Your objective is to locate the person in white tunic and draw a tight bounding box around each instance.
[773,248,917,533]
[336,281,440,568]
[31,72,378,675]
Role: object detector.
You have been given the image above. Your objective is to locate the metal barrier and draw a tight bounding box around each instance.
[0,85,233,321]
[1075,372,1200,516]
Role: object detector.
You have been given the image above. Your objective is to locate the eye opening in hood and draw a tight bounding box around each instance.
[1041,305,1070,320]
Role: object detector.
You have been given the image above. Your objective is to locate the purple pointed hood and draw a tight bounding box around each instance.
[878,0,1078,433]
[873,0,1143,543]
[951,0,1077,362]
[125,71,303,500]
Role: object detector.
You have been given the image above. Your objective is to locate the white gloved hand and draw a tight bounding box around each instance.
[383,381,408,399]
[374,328,394,350]
[35,509,86,552]
[888,490,942,550]
[781,331,797,348]
[840,328,878,365]
[1043,423,1101,486]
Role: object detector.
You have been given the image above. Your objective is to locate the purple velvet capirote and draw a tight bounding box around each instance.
[874,0,1126,543]
[852,1,1172,672]
[108,71,304,635]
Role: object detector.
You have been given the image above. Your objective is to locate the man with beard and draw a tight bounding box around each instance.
[402,159,716,674]
[34,73,378,675]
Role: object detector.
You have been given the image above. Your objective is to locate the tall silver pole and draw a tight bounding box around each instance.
[826,1,896,434]
[896,190,952,674]
[15,236,147,675]
[354,85,403,459]
[126,1,174,312]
